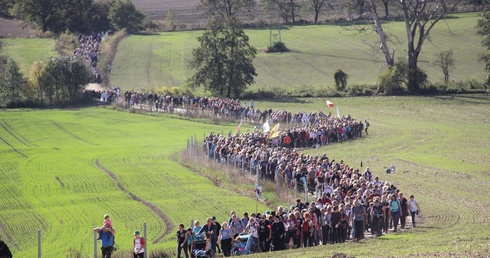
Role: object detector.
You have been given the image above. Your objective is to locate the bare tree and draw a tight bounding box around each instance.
[364,0,395,66]
[308,0,328,23]
[380,0,389,18]
[433,49,455,85]
[199,0,255,19]
[364,0,461,93]
[261,0,300,23]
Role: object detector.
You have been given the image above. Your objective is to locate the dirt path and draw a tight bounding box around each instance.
[94,159,173,243]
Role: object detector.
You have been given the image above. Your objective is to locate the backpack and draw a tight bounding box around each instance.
[302,219,310,232]
[232,220,244,231]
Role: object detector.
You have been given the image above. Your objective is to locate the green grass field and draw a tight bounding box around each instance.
[110,12,487,93]
[0,38,57,75]
[0,107,268,257]
[0,94,489,257]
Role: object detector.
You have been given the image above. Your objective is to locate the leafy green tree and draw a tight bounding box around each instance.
[108,0,146,32]
[27,61,45,102]
[0,0,14,18]
[37,56,92,105]
[189,17,257,98]
[0,58,26,105]
[83,0,113,33]
[334,69,348,91]
[477,12,490,85]
[65,0,93,33]
[199,0,255,19]
[12,0,66,33]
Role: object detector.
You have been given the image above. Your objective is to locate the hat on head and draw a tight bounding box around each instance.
[134,230,140,235]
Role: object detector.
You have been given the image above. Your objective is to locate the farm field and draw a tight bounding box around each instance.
[1,94,490,257]
[110,12,487,93]
[0,107,268,257]
[0,38,57,75]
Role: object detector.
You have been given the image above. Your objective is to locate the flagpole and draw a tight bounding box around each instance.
[256,196,258,214]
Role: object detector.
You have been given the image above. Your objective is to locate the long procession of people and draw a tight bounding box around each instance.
[182,187,421,257]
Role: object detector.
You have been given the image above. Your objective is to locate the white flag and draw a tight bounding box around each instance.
[263,120,270,133]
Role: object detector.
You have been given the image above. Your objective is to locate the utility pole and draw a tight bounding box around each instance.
[269,0,281,45]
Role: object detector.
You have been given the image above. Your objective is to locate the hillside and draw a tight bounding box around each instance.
[0,38,57,75]
[0,95,489,257]
[109,12,487,93]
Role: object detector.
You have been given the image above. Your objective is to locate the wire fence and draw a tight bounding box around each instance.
[183,134,325,206]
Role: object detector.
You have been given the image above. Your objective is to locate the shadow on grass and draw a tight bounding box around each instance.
[257,98,309,104]
[129,32,160,36]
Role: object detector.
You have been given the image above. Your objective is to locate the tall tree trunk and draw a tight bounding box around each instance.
[314,8,319,23]
[407,51,420,93]
[291,5,295,23]
[382,0,389,18]
[368,0,394,66]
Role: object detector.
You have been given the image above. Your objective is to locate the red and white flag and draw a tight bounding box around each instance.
[236,120,243,134]
[326,100,334,107]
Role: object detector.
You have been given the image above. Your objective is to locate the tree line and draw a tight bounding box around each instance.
[0,0,147,34]
[1,0,490,106]
[192,0,490,97]
[0,54,94,107]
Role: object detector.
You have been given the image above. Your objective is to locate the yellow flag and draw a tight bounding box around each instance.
[269,123,280,139]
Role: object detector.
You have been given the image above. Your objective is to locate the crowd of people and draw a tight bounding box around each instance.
[181,185,421,257]
[74,34,102,83]
[119,92,365,128]
[202,110,369,192]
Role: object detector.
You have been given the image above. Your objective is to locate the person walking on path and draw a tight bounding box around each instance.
[389,195,401,232]
[92,226,116,258]
[408,195,422,228]
[133,230,145,258]
[177,224,189,258]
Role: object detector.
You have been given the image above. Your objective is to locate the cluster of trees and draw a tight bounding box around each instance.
[0,0,147,34]
[0,54,93,107]
[199,0,333,24]
[192,0,490,97]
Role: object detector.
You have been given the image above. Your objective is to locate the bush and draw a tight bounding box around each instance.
[266,41,289,53]
[99,29,128,86]
[55,32,78,56]
[345,84,377,96]
[334,69,348,92]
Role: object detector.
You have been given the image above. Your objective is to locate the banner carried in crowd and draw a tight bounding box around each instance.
[263,120,270,133]
[269,123,281,139]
